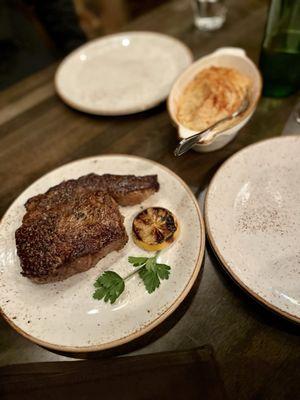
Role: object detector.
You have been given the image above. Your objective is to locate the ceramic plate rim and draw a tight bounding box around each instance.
[0,154,205,352]
[204,136,300,324]
[55,31,193,116]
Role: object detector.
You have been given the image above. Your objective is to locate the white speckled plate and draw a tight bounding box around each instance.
[0,155,205,351]
[205,136,300,323]
[55,31,193,115]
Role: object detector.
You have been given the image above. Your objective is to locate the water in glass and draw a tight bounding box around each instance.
[192,0,226,31]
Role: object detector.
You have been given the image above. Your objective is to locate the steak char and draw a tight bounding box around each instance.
[16,174,159,283]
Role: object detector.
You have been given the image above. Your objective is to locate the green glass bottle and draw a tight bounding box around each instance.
[259,0,300,97]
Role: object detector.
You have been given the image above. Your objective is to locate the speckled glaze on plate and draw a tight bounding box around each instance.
[0,155,205,351]
[55,31,193,115]
[205,136,300,323]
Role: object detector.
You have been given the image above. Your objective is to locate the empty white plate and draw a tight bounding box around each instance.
[0,155,205,352]
[55,32,193,115]
[205,136,300,323]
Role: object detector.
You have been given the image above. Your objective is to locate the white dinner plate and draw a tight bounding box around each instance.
[55,31,193,115]
[205,136,300,323]
[0,155,205,351]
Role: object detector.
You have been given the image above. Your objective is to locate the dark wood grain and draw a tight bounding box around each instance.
[0,1,299,399]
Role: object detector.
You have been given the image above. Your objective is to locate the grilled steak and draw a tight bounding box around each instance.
[25,173,159,212]
[16,174,159,283]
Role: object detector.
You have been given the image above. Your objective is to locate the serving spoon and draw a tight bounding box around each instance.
[174,94,249,157]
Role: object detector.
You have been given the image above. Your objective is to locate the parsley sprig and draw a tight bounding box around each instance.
[129,255,171,294]
[93,271,125,303]
[93,252,171,304]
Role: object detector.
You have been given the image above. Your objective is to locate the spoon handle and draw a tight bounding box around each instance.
[174,112,239,157]
[174,127,212,157]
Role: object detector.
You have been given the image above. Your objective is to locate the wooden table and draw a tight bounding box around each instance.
[0,1,299,399]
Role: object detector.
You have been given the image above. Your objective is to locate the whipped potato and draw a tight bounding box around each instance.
[177,66,250,131]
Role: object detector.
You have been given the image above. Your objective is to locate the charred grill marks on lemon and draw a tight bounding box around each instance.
[132,207,179,251]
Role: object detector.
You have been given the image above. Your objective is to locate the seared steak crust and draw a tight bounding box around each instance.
[16,174,159,283]
[16,192,128,282]
[25,173,159,212]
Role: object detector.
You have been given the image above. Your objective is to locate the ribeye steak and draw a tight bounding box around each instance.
[15,174,159,283]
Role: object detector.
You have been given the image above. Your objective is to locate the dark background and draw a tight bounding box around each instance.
[0,0,167,90]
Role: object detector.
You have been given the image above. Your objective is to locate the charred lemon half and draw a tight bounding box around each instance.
[132,207,179,251]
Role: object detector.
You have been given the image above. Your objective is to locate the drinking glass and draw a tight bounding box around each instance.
[192,0,226,31]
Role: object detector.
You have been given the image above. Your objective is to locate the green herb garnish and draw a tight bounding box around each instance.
[93,271,125,303]
[129,255,171,294]
[93,252,171,304]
